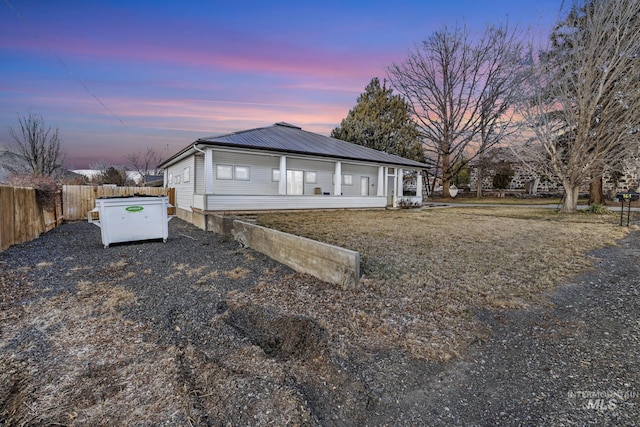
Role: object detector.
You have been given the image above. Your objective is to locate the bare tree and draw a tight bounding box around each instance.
[473,37,527,198]
[127,146,163,185]
[519,0,640,213]
[388,23,526,198]
[9,112,64,177]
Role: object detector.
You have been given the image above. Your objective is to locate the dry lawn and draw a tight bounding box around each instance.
[0,257,312,425]
[429,197,566,205]
[0,280,188,425]
[248,207,630,360]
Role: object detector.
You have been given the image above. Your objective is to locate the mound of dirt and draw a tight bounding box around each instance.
[225,303,329,360]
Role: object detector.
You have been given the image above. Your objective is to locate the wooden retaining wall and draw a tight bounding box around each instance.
[63,185,175,220]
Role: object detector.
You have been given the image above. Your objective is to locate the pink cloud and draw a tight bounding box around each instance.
[5,24,392,83]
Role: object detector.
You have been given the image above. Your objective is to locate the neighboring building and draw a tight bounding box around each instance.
[469,147,640,197]
[469,147,562,195]
[159,122,432,219]
[142,174,164,187]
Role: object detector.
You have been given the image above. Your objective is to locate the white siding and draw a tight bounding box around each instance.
[341,164,378,197]
[286,158,335,195]
[164,147,422,212]
[166,156,195,212]
[193,194,205,210]
[212,150,279,195]
[206,195,387,211]
[195,154,205,194]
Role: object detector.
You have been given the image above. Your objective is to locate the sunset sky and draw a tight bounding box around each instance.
[0,0,562,168]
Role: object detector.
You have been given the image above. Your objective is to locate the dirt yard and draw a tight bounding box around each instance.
[1,207,638,425]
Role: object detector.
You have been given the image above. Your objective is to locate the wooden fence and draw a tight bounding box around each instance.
[62,185,175,220]
[1,185,174,252]
[0,185,63,252]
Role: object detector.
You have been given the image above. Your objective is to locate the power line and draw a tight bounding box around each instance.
[4,0,125,125]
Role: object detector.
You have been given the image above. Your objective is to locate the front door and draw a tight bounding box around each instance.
[286,170,304,195]
[360,176,369,196]
[387,176,395,207]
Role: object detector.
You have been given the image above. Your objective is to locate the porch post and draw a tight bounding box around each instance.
[416,170,423,202]
[377,166,384,196]
[334,161,342,195]
[279,155,287,195]
[397,168,404,197]
[204,149,214,194]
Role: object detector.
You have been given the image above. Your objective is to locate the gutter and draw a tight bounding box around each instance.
[193,144,205,155]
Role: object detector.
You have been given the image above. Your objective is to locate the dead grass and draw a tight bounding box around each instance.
[224,267,250,280]
[0,279,190,426]
[248,207,629,360]
[1,254,313,425]
[430,196,566,205]
[166,262,209,281]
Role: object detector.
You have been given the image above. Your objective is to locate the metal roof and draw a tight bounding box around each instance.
[162,122,432,170]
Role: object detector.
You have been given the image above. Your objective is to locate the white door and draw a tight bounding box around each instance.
[286,170,304,195]
[360,176,369,196]
[387,176,394,206]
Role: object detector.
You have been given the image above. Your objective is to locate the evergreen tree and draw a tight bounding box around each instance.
[331,78,424,162]
[492,162,514,190]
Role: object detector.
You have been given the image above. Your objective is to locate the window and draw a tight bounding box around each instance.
[272,168,281,181]
[343,174,353,185]
[305,171,317,184]
[183,167,190,183]
[168,173,173,184]
[234,165,250,181]
[216,164,233,180]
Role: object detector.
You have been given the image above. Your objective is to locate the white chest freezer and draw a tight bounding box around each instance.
[88,196,174,248]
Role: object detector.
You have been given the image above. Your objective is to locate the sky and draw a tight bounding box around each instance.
[0,0,563,169]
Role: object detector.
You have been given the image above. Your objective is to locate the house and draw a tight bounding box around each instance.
[468,146,640,197]
[159,122,431,222]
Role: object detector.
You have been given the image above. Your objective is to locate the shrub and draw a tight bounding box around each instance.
[7,174,61,210]
[584,203,610,215]
[397,198,421,209]
[492,162,514,190]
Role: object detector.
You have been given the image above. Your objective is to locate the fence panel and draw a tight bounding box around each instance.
[63,185,175,220]
[0,185,62,252]
[1,185,172,251]
[0,185,16,251]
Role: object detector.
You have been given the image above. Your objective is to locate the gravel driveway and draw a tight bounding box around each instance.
[1,219,639,425]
